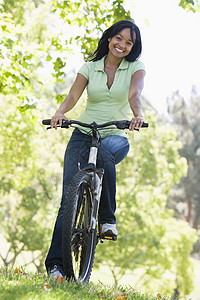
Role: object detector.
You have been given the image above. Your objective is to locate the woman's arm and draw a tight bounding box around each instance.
[51,73,88,129]
[128,69,145,131]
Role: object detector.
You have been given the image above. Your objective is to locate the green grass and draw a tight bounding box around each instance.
[0,268,169,300]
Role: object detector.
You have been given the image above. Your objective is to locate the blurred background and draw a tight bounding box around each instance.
[1,0,200,298]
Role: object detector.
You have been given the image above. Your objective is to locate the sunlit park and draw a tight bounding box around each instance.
[1,0,200,299]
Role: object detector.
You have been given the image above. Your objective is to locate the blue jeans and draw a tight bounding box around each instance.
[45,128,129,274]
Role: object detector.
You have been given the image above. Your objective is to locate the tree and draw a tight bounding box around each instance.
[0,0,50,98]
[95,111,196,296]
[0,84,74,270]
[179,0,200,12]
[0,0,65,270]
[167,89,200,230]
[51,0,132,59]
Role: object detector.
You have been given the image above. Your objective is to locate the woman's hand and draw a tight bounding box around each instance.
[50,112,68,130]
[129,116,144,131]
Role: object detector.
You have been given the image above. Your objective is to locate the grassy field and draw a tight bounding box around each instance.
[1,262,200,300]
[0,268,169,300]
[91,261,200,300]
[1,233,200,300]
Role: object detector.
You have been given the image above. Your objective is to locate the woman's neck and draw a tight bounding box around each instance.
[104,53,122,69]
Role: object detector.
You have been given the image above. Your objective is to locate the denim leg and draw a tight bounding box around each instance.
[97,135,129,224]
[45,129,91,273]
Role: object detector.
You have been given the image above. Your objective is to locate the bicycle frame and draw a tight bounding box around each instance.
[42,119,148,241]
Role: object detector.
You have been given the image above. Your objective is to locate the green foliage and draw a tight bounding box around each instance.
[0,5,46,98]
[51,0,133,62]
[0,16,30,96]
[0,0,67,269]
[179,0,200,12]
[1,0,31,23]
[95,112,196,296]
[0,96,53,268]
[0,0,63,100]
[53,57,66,78]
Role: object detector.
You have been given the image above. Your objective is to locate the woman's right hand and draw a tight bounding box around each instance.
[50,112,68,130]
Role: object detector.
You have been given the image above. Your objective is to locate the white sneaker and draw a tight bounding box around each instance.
[50,265,64,279]
[101,223,118,236]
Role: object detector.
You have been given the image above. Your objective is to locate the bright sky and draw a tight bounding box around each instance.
[125,0,200,114]
[67,0,200,115]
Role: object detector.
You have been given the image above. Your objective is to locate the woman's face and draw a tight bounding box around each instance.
[108,27,136,59]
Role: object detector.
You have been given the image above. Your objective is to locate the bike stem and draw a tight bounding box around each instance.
[88,126,101,166]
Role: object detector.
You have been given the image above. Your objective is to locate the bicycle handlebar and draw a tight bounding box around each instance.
[42,119,148,130]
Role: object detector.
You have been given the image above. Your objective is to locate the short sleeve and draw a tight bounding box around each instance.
[78,62,90,80]
[131,60,145,75]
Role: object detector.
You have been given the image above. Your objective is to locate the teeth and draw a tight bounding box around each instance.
[115,47,123,53]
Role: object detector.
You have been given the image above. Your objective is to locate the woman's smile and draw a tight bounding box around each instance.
[114,47,124,53]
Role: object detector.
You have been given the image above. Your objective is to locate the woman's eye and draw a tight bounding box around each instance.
[116,36,121,40]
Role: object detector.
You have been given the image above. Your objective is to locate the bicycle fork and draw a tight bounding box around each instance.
[87,142,104,231]
[90,173,103,230]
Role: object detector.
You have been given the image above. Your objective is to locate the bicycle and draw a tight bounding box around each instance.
[42,119,148,283]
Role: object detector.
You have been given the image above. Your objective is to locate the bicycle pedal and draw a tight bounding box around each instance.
[100,233,117,241]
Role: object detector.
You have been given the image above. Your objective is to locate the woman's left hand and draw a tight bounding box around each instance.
[129,116,144,131]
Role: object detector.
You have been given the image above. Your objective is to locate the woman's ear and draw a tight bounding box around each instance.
[108,38,111,42]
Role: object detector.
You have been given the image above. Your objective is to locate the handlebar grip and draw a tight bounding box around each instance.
[42,119,70,127]
[142,122,148,128]
[42,119,51,125]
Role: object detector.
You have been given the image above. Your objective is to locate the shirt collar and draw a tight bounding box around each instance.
[118,59,129,70]
[95,56,129,71]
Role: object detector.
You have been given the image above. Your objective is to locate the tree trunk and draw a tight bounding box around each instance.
[192,211,199,229]
[185,194,192,224]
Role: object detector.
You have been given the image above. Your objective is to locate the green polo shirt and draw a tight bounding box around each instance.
[77,56,145,138]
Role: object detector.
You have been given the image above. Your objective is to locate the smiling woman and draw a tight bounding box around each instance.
[90,20,142,63]
[45,20,146,280]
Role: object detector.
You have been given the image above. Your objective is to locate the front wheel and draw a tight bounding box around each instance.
[62,170,97,283]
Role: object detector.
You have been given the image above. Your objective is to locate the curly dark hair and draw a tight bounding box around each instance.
[89,20,142,62]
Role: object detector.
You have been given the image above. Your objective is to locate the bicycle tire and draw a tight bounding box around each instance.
[62,170,97,283]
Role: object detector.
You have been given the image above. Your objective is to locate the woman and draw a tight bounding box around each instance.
[45,20,145,279]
